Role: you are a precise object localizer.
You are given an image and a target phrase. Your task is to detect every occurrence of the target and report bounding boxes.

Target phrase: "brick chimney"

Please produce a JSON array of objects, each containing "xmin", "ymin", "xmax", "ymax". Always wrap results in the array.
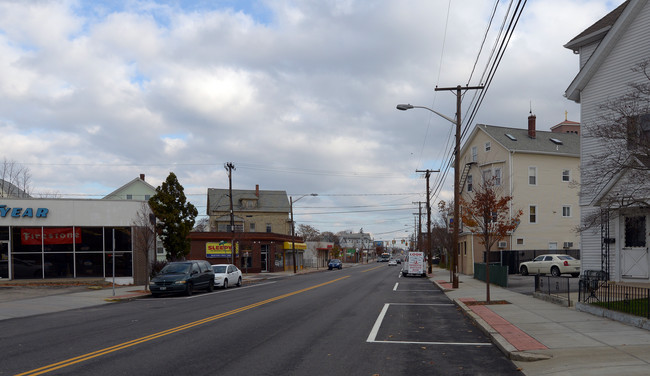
[
  {"xmin": 140, "ymin": 173, "xmax": 145, "ymax": 181},
  {"xmin": 255, "ymin": 184, "xmax": 259, "ymax": 197},
  {"xmin": 528, "ymin": 114, "xmax": 536, "ymax": 139}
]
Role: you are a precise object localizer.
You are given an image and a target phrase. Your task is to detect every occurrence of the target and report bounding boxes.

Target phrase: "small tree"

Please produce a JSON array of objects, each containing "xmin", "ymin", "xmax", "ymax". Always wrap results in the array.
[
  {"xmin": 149, "ymin": 172, "xmax": 198, "ymax": 261},
  {"xmin": 132, "ymin": 203, "xmax": 156, "ymax": 290},
  {"xmin": 461, "ymin": 177, "xmax": 522, "ymax": 303}
]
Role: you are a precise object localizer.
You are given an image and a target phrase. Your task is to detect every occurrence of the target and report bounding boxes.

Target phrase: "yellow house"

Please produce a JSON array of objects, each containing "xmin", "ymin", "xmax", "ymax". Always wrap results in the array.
[{"xmin": 456, "ymin": 115, "xmax": 580, "ymax": 275}]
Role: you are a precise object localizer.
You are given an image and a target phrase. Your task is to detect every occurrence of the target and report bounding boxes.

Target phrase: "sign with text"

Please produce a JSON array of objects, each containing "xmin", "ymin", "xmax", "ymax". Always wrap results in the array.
[
  {"xmin": 206, "ymin": 242, "xmax": 238, "ymax": 258},
  {"xmin": 21, "ymin": 228, "xmax": 81, "ymax": 245}
]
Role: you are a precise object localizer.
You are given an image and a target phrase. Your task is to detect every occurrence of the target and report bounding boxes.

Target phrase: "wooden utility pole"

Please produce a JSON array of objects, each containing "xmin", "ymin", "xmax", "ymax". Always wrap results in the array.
[
  {"xmin": 434, "ymin": 85, "xmax": 483, "ymax": 288},
  {"xmin": 224, "ymin": 162, "xmax": 236, "ymax": 266},
  {"xmin": 416, "ymin": 169, "xmax": 438, "ymax": 274}
]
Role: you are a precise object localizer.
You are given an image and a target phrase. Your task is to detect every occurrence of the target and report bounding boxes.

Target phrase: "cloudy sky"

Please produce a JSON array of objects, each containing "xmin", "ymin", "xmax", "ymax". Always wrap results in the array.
[{"xmin": 0, "ymin": 0, "xmax": 620, "ymax": 243}]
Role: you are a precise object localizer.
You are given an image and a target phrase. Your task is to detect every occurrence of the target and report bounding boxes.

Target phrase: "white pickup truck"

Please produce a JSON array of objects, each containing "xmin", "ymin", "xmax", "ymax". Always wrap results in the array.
[{"xmin": 402, "ymin": 251, "xmax": 426, "ymax": 277}]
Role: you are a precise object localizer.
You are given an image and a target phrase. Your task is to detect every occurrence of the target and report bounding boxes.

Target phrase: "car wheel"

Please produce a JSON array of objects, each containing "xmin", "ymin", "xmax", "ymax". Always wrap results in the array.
[
  {"xmin": 185, "ymin": 282, "xmax": 193, "ymax": 296},
  {"xmin": 206, "ymin": 280, "xmax": 214, "ymax": 292},
  {"xmin": 236, "ymin": 277, "xmax": 242, "ymax": 287},
  {"xmin": 152, "ymin": 293, "xmax": 161, "ymax": 298},
  {"xmin": 571, "ymin": 273, "xmax": 580, "ymax": 278},
  {"xmin": 551, "ymin": 266, "xmax": 561, "ymax": 277},
  {"xmin": 223, "ymin": 279, "xmax": 228, "ymax": 289},
  {"xmin": 520, "ymin": 266, "xmax": 529, "ymax": 276}
]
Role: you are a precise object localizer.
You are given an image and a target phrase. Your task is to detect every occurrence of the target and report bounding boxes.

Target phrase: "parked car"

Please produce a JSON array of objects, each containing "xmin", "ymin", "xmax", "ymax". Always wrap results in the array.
[
  {"xmin": 388, "ymin": 259, "xmax": 398, "ymax": 266},
  {"xmin": 150, "ymin": 260, "xmax": 215, "ymax": 297},
  {"xmin": 211, "ymin": 264, "xmax": 242, "ymax": 289},
  {"xmin": 519, "ymin": 254, "xmax": 580, "ymax": 277},
  {"xmin": 328, "ymin": 259, "xmax": 342, "ymax": 270}
]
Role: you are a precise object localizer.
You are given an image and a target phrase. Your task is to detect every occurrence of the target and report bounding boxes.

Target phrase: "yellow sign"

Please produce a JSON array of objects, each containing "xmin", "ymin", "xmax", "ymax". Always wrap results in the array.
[
  {"xmin": 283, "ymin": 241, "xmax": 307, "ymax": 250},
  {"xmin": 206, "ymin": 242, "xmax": 238, "ymax": 258}
]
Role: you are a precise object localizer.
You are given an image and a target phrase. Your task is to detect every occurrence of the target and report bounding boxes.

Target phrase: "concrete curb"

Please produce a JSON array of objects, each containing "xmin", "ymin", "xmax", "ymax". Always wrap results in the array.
[{"xmin": 432, "ymin": 279, "xmax": 551, "ymax": 362}]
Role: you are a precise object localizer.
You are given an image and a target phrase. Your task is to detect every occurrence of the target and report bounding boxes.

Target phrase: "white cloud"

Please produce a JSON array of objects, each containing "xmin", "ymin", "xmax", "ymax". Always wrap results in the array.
[{"xmin": 0, "ymin": 0, "xmax": 624, "ymax": 239}]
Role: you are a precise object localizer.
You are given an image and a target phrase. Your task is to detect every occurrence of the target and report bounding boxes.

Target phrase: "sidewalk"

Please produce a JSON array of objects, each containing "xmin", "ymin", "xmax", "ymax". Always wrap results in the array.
[
  {"xmin": 0, "ymin": 268, "xmax": 323, "ymax": 321},
  {"xmin": 431, "ymin": 266, "xmax": 650, "ymax": 376}
]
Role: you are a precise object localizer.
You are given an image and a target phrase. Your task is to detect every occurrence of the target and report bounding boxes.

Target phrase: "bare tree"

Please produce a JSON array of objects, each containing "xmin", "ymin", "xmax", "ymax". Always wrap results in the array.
[
  {"xmin": 297, "ymin": 224, "xmax": 320, "ymax": 241},
  {"xmin": 193, "ymin": 217, "xmax": 210, "ymax": 232},
  {"xmin": 432, "ymin": 200, "xmax": 454, "ymax": 267},
  {"xmin": 132, "ymin": 203, "xmax": 156, "ymax": 290},
  {"xmin": 581, "ymin": 58, "xmax": 650, "ymax": 230},
  {"xmin": 0, "ymin": 158, "xmax": 32, "ymax": 198}
]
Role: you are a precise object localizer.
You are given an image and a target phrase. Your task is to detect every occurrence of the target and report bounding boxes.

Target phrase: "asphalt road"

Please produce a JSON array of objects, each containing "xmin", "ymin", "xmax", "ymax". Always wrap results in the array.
[{"xmin": 0, "ymin": 264, "xmax": 521, "ymax": 376}]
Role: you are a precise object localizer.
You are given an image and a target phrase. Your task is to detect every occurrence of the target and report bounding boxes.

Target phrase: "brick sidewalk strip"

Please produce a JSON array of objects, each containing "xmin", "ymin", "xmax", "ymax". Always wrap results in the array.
[{"xmin": 460, "ymin": 298, "xmax": 547, "ymax": 351}]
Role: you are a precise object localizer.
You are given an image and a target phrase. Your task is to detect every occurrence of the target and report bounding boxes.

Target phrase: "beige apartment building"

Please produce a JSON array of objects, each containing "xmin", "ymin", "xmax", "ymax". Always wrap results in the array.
[
  {"xmin": 207, "ymin": 185, "xmax": 291, "ymax": 235},
  {"xmin": 456, "ymin": 115, "xmax": 580, "ymax": 275}
]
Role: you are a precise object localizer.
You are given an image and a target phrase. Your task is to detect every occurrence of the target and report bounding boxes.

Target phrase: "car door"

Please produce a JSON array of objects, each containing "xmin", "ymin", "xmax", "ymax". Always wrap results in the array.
[
  {"xmin": 540, "ymin": 256, "xmax": 554, "ymax": 274},
  {"xmin": 529, "ymin": 256, "xmax": 544, "ymax": 274},
  {"xmin": 227, "ymin": 265, "xmax": 236, "ymax": 284}
]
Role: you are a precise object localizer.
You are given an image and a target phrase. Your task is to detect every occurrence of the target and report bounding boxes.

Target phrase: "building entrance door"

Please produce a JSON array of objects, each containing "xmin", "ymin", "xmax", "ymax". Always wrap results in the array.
[
  {"xmin": 261, "ymin": 245, "xmax": 268, "ymax": 272},
  {"xmin": 1, "ymin": 241, "xmax": 8, "ymax": 279}
]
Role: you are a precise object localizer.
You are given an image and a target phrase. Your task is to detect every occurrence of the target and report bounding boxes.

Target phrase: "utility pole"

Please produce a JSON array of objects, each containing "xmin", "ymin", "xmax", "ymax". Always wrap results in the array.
[
  {"xmin": 412, "ymin": 201, "xmax": 424, "ymax": 253},
  {"xmin": 416, "ymin": 169, "xmax": 438, "ymax": 274},
  {"xmin": 224, "ymin": 162, "xmax": 236, "ymax": 266},
  {"xmin": 435, "ymin": 85, "xmax": 484, "ymax": 288}
]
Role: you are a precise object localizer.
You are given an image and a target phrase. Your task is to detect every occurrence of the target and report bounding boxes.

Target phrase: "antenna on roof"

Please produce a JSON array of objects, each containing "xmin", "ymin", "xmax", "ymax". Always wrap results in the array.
[
  {"xmin": 529, "ymin": 101, "xmax": 533, "ymax": 115},
  {"xmin": 565, "ymin": 110, "xmax": 568, "ymax": 121}
]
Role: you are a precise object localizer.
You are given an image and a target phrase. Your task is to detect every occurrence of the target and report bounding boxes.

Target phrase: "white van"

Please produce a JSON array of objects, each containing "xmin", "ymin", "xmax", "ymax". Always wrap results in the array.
[{"xmin": 402, "ymin": 251, "xmax": 426, "ymax": 277}]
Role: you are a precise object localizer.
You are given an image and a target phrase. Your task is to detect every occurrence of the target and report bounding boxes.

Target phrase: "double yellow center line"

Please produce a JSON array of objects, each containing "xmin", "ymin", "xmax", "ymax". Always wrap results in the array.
[{"xmin": 16, "ymin": 275, "xmax": 349, "ymax": 376}]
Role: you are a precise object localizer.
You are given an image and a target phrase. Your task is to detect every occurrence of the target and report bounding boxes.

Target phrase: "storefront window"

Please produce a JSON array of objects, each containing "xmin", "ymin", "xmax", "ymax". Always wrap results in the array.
[
  {"xmin": 12, "ymin": 254, "xmax": 43, "ymax": 279},
  {"xmin": 12, "ymin": 227, "xmax": 43, "ymax": 252},
  {"xmin": 76, "ymin": 253, "xmax": 104, "ymax": 277},
  {"xmin": 0, "ymin": 226, "xmax": 8, "ymax": 241},
  {"xmin": 105, "ymin": 252, "xmax": 132, "ymax": 277},
  {"xmin": 78, "ymin": 227, "xmax": 105, "ymax": 252},
  {"xmin": 44, "ymin": 253, "xmax": 74, "ymax": 278}
]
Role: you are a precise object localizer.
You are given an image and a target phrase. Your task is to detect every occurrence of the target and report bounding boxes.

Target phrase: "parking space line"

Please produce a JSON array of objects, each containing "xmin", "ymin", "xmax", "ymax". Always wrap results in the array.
[
  {"xmin": 393, "ymin": 283, "xmax": 398, "ymax": 291},
  {"xmin": 366, "ymin": 303, "xmax": 490, "ymax": 346}
]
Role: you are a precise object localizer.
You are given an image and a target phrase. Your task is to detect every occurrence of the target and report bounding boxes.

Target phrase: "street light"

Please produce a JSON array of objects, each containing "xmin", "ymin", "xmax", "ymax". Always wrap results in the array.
[
  {"xmin": 290, "ymin": 193, "xmax": 318, "ymax": 273},
  {"xmin": 397, "ymin": 101, "xmax": 461, "ymax": 288}
]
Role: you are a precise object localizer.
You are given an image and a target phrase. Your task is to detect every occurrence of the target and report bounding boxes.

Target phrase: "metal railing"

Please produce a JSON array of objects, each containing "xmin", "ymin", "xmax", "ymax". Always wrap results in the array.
[
  {"xmin": 579, "ymin": 279, "xmax": 650, "ymax": 319},
  {"xmin": 535, "ymin": 275, "xmax": 573, "ymax": 305}
]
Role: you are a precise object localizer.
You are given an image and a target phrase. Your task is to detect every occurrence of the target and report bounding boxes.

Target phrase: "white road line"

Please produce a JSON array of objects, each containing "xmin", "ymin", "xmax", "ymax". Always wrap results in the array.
[
  {"xmin": 369, "ymin": 340, "xmax": 492, "ymax": 346},
  {"xmin": 366, "ymin": 303, "xmax": 389, "ymax": 342},
  {"xmin": 366, "ymin": 303, "xmax": 489, "ymax": 346},
  {"xmin": 393, "ymin": 283, "xmax": 399, "ymax": 291}
]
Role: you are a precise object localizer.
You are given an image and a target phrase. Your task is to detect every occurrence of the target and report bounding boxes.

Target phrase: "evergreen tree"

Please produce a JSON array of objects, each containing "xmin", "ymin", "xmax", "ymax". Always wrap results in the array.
[{"xmin": 149, "ymin": 172, "xmax": 198, "ymax": 261}]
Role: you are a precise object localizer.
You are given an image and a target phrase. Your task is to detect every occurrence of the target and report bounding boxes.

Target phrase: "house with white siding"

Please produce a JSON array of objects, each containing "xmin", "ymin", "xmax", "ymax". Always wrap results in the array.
[
  {"xmin": 457, "ymin": 116, "xmax": 580, "ymax": 275},
  {"xmin": 565, "ymin": 0, "xmax": 650, "ymax": 282}
]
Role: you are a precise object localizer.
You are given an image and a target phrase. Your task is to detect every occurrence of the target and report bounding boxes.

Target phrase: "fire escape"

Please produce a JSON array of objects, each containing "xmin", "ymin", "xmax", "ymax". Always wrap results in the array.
[{"xmin": 459, "ymin": 162, "xmax": 476, "ymax": 192}]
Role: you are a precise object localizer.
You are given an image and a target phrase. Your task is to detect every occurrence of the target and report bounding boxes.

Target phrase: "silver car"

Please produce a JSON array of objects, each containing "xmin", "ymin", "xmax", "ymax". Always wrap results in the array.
[{"xmin": 211, "ymin": 264, "xmax": 242, "ymax": 288}]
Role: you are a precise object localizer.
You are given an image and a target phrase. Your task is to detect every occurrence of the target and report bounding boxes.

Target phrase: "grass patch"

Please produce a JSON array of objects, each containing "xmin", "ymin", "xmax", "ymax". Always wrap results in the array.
[{"xmin": 593, "ymin": 298, "xmax": 650, "ymax": 318}]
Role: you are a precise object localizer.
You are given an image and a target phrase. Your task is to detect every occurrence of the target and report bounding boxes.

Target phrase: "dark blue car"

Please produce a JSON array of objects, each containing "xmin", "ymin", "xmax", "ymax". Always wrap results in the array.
[{"xmin": 328, "ymin": 259, "xmax": 342, "ymax": 270}]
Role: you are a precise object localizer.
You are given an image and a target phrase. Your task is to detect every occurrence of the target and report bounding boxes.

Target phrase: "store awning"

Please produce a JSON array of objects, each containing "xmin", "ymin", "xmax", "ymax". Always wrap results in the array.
[{"xmin": 283, "ymin": 241, "xmax": 307, "ymax": 250}]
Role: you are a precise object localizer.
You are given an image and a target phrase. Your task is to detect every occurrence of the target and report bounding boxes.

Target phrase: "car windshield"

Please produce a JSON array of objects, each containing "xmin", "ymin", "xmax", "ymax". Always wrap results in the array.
[
  {"xmin": 330, "ymin": 259, "xmax": 340, "ymax": 263},
  {"xmin": 160, "ymin": 263, "xmax": 191, "ymax": 274},
  {"xmin": 558, "ymin": 256, "xmax": 576, "ymax": 260},
  {"xmin": 212, "ymin": 265, "xmax": 227, "ymax": 273}
]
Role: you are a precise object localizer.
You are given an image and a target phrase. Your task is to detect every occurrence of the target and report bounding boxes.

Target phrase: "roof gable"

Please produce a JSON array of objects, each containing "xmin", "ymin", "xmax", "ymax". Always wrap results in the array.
[
  {"xmin": 565, "ymin": 0, "xmax": 646, "ymax": 102},
  {"xmin": 103, "ymin": 176, "xmax": 157, "ymax": 200}
]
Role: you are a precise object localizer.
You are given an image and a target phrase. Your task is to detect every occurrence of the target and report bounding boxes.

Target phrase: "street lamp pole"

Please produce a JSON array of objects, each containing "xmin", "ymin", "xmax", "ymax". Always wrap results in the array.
[
  {"xmin": 397, "ymin": 84, "xmax": 483, "ymax": 289},
  {"xmin": 290, "ymin": 193, "xmax": 318, "ymax": 273}
]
